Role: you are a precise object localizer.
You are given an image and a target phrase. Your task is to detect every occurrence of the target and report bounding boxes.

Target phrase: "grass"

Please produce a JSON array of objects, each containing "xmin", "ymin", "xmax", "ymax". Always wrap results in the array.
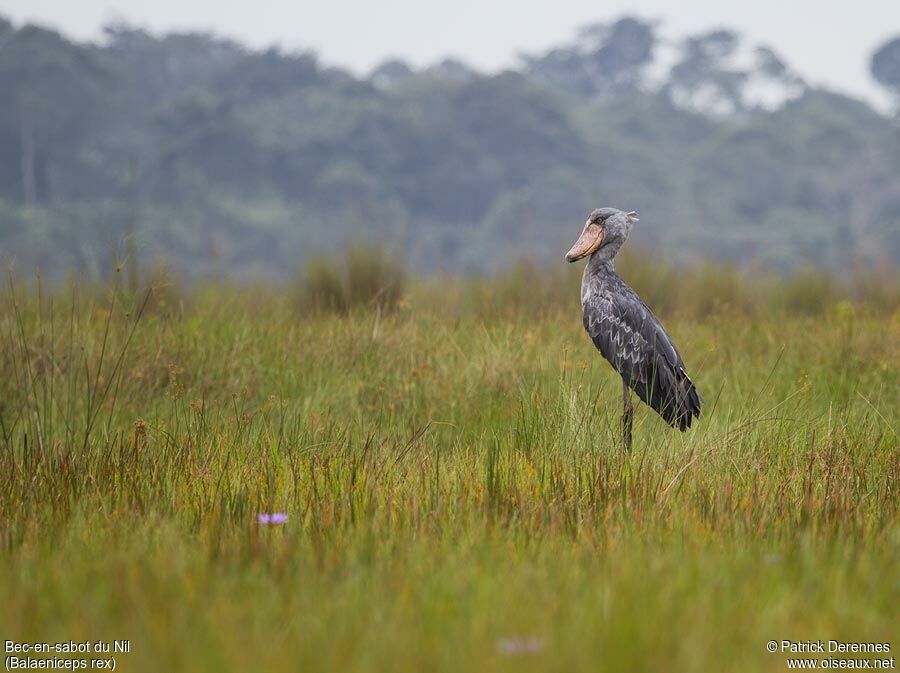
[{"xmin": 1, "ymin": 264, "xmax": 898, "ymax": 673}]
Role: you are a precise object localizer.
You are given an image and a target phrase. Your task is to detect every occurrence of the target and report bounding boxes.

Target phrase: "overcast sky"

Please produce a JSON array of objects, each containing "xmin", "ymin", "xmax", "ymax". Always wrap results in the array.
[{"xmin": 3, "ymin": 0, "xmax": 898, "ymax": 104}]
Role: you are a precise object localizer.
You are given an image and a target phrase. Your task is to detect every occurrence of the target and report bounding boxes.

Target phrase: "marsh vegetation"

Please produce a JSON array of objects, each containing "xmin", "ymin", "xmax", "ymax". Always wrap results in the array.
[{"xmin": 1, "ymin": 257, "xmax": 896, "ymax": 671}]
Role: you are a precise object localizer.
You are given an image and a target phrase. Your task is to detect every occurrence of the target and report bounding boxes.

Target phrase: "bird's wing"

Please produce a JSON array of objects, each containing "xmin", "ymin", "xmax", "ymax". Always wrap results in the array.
[
  {"xmin": 584, "ymin": 288, "xmax": 702, "ymax": 430},
  {"xmin": 584, "ymin": 288, "xmax": 676, "ymax": 380}
]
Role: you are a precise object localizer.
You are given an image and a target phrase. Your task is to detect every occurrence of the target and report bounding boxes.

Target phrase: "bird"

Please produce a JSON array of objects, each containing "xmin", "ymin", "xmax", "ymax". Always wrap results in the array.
[{"xmin": 565, "ymin": 207, "xmax": 703, "ymax": 451}]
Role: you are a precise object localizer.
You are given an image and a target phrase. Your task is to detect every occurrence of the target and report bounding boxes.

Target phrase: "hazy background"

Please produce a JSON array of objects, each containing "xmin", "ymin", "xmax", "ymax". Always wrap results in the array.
[
  {"xmin": 1, "ymin": 1, "xmax": 899, "ymax": 279},
  {"xmin": 5, "ymin": 0, "xmax": 898, "ymax": 104}
]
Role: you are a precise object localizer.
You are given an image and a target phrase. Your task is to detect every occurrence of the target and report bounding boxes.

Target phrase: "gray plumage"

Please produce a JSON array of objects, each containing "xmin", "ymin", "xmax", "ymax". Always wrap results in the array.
[{"xmin": 567, "ymin": 208, "xmax": 703, "ymax": 438}]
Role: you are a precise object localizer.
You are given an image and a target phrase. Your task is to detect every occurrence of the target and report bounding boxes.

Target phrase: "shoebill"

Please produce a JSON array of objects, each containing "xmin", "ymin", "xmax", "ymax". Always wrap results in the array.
[{"xmin": 565, "ymin": 208, "xmax": 703, "ymax": 451}]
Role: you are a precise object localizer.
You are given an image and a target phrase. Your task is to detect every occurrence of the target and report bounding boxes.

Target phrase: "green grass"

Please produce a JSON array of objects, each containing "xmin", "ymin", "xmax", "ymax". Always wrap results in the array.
[{"xmin": 1, "ymin": 270, "xmax": 897, "ymax": 672}]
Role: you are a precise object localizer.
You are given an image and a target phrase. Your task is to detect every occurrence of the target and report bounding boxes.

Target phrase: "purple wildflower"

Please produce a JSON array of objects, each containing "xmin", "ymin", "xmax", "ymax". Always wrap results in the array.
[
  {"xmin": 257, "ymin": 512, "xmax": 288, "ymax": 525},
  {"xmin": 496, "ymin": 636, "xmax": 544, "ymax": 656}
]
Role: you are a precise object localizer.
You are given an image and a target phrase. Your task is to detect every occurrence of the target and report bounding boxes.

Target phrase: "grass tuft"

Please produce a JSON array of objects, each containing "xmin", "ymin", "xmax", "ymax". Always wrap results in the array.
[{"xmin": 295, "ymin": 244, "xmax": 407, "ymax": 315}]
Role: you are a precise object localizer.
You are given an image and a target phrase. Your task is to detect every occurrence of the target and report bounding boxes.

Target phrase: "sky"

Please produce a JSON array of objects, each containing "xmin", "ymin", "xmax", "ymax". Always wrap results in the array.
[{"xmin": 2, "ymin": 0, "xmax": 898, "ymax": 105}]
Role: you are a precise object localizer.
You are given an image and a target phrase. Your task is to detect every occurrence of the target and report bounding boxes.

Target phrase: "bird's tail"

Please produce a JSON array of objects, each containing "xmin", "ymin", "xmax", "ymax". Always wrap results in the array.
[{"xmin": 670, "ymin": 368, "xmax": 703, "ymax": 431}]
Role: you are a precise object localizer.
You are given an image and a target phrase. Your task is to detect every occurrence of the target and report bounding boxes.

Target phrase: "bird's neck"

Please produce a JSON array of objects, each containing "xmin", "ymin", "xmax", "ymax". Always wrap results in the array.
[
  {"xmin": 582, "ymin": 255, "xmax": 617, "ymax": 304},
  {"xmin": 588, "ymin": 237, "xmax": 624, "ymax": 269},
  {"xmin": 586, "ymin": 253, "xmax": 617, "ymax": 277}
]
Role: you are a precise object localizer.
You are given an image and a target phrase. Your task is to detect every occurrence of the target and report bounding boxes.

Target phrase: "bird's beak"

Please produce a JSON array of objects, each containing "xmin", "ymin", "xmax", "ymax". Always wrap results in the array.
[{"xmin": 565, "ymin": 220, "xmax": 604, "ymax": 262}]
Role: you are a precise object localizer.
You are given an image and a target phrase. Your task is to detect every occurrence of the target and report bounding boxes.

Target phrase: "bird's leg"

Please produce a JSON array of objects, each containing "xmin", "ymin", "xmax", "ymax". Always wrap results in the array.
[{"xmin": 622, "ymin": 379, "xmax": 633, "ymax": 453}]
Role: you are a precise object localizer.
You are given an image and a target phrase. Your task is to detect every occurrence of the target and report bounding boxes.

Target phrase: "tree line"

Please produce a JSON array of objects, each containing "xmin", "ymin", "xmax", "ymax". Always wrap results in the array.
[{"xmin": 0, "ymin": 16, "xmax": 898, "ymax": 278}]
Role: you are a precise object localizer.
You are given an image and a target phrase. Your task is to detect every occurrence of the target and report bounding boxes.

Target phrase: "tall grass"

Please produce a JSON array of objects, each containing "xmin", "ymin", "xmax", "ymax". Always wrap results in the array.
[{"xmin": 0, "ymin": 263, "xmax": 897, "ymax": 672}]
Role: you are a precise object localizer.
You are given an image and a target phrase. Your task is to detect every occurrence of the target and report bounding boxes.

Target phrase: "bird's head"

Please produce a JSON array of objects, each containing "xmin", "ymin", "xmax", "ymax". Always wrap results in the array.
[{"xmin": 565, "ymin": 207, "xmax": 639, "ymax": 263}]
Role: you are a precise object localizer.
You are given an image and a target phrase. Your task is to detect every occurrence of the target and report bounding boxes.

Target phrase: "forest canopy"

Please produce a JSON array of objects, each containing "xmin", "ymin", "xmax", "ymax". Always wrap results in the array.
[{"xmin": 0, "ymin": 15, "xmax": 898, "ymax": 279}]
